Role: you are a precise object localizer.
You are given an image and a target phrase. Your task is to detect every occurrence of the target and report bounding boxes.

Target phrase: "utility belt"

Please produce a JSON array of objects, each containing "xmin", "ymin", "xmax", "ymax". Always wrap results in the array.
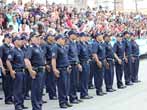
[
  {"xmin": 58, "ymin": 66, "xmax": 72, "ymax": 71},
  {"xmin": 33, "ymin": 66, "xmax": 45, "ymax": 72},
  {"xmin": 80, "ymin": 59, "xmax": 90, "ymax": 64},
  {"xmin": 70, "ymin": 61, "xmax": 79, "ymax": 66},
  {"xmin": 106, "ymin": 58, "xmax": 114, "ymax": 62},
  {"xmin": 132, "ymin": 55, "xmax": 139, "ymax": 58},
  {"xmin": 99, "ymin": 58, "xmax": 105, "ymax": 61},
  {"xmin": 14, "ymin": 68, "xmax": 25, "ymax": 73},
  {"xmin": 125, "ymin": 55, "xmax": 132, "ymax": 58},
  {"xmin": 118, "ymin": 56, "xmax": 124, "ymax": 60}
]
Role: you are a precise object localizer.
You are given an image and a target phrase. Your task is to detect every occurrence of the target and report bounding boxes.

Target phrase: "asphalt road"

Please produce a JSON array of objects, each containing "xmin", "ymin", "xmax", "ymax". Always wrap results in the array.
[{"xmin": 0, "ymin": 59, "xmax": 147, "ymax": 110}]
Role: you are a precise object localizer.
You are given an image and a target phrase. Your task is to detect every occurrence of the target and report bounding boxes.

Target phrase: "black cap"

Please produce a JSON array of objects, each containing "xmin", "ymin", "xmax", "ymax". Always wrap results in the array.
[
  {"xmin": 21, "ymin": 34, "xmax": 27, "ymax": 40},
  {"xmin": 130, "ymin": 32, "xmax": 135, "ymax": 36},
  {"xmin": 94, "ymin": 33, "xmax": 101, "ymax": 38},
  {"xmin": 79, "ymin": 32, "xmax": 87, "ymax": 37},
  {"xmin": 4, "ymin": 33, "xmax": 12, "ymax": 39},
  {"xmin": 12, "ymin": 36, "xmax": 21, "ymax": 43},
  {"xmin": 68, "ymin": 30, "xmax": 77, "ymax": 36},
  {"xmin": 55, "ymin": 34, "xmax": 65, "ymax": 41},
  {"xmin": 123, "ymin": 31, "xmax": 129, "ymax": 36},
  {"xmin": 103, "ymin": 33, "xmax": 110, "ymax": 39},
  {"xmin": 116, "ymin": 33, "xmax": 123, "ymax": 38},
  {"xmin": 29, "ymin": 32, "xmax": 39, "ymax": 40}
]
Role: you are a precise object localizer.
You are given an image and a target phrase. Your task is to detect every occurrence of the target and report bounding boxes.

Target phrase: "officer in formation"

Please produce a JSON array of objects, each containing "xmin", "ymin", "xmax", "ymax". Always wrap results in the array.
[
  {"xmin": 113, "ymin": 33, "xmax": 127, "ymax": 89},
  {"xmin": 67, "ymin": 31, "xmax": 83, "ymax": 104},
  {"xmin": 51, "ymin": 34, "xmax": 72, "ymax": 108},
  {"xmin": 130, "ymin": 33, "xmax": 140, "ymax": 83},
  {"xmin": 24, "ymin": 33, "xmax": 46, "ymax": 110},
  {"xmin": 92, "ymin": 33, "xmax": 107, "ymax": 96},
  {"xmin": 123, "ymin": 31, "xmax": 134, "ymax": 86},
  {"xmin": 77, "ymin": 32, "xmax": 93, "ymax": 99},
  {"xmin": 6, "ymin": 36, "xmax": 28, "ymax": 110},
  {"xmin": 44, "ymin": 34, "xmax": 57, "ymax": 100},
  {"xmin": 0, "ymin": 34, "xmax": 13, "ymax": 104},
  {"xmin": 0, "ymin": 30, "xmax": 141, "ymax": 110},
  {"xmin": 21, "ymin": 34, "xmax": 31, "ymax": 100},
  {"xmin": 103, "ymin": 33, "xmax": 116, "ymax": 92}
]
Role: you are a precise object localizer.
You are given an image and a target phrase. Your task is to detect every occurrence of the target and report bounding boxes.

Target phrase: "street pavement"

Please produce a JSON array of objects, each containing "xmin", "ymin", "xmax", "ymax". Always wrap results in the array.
[{"xmin": 0, "ymin": 59, "xmax": 147, "ymax": 110}]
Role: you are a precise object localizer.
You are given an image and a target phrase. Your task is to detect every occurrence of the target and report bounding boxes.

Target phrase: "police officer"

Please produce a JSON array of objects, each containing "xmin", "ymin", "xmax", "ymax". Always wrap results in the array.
[
  {"xmin": 21, "ymin": 34, "xmax": 31, "ymax": 100},
  {"xmin": 113, "ymin": 33, "xmax": 126, "ymax": 89},
  {"xmin": 67, "ymin": 30, "xmax": 83, "ymax": 104},
  {"xmin": 130, "ymin": 33, "xmax": 141, "ymax": 83},
  {"xmin": 24, "ymin": 34, "xmax": 46, "ymax": 110},
  {"xmin": 86, "ymin": 34, "xmax": 95, "ymax": 89},
  {"xmin": 123, "ymin": 31, "xmax": 133, "ymax": 86},
  {"xmin": 78, "ymin": 32, "xmax": 93, "ymax": 99},
  {"xmin": 103, "ymin": 33, "xmax": 116, "ymax": 92},
  {"xmin": 0, "ymin": 33, "xmax": 13, "ymax": 104},
  {"xmin": 6, "ymin": 36, "xmax": 28, "ymax": 110},
  {"xmin": 52, "ymin": 34, "xmax": 72, "ymax": 109},
  {"xmin": 92, "ymin": 33, "xmax": 107, "ymax": 96},
  {"xmin": 44, "ymin": 34, "xmax": 57, "ymax": 100}
]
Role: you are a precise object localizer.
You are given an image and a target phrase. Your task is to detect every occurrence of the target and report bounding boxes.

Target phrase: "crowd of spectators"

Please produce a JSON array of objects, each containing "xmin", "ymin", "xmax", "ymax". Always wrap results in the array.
[{"xmin": 0, "ymin": 1, "xmax": 147, "ymax": 40}]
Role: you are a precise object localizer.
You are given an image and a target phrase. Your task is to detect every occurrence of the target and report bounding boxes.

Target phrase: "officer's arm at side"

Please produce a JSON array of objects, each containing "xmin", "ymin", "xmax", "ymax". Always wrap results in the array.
[
  {"xmin": 6, "ymin": 55, "xmax": 15, "ymax": 79},
  {"xmin": 51, "ymin": 47, "xmax": 60, "ymax": 78},
  {"xmin": 24, "ymin": 58, "xmax": 33, "ymax": 74}
]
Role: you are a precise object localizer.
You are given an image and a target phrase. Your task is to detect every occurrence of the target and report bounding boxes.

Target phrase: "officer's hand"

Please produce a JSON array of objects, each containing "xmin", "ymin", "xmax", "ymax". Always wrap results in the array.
[
  {"xmin": 2, "ymin": 67, "xmax": 6, "ymax": 76},
  {"xmin": 53, "ymin": 69, "xmax": 60, "ymax": 78},
  {"xmin": 132, "ymin": 57, "xmax": 135, "ymax": 63},
  {"xmin": 10, "ymin": 70, "xmax": 16, "ymax": 79},
  {"xmin": 118, "ymin": 59, "xmax": 122, "ymax": 65},
  {"xmin": 30, "ymin": 70, "xmax": 37, "ymax": 79},
  {"xmin": 46, "ymin": 65, "xmax": 51, "ymax": 73},
  {"xmin": 67, "ymin": 66, "xmax": 72, "ymax": 74},
  {"xmin": 77, "ymin": 64, "xmax": 82, "ymax": 72},
  {"xmin": 106, "ymin": 63, "xmax": 109, "ymax": 69},
  {"xmin": 97, "ymin": 61, "xmax": 102, "ymax": 69},
  {"xmin": 125, "ymin": 58, "xmax": 128, "ymax": 63}
]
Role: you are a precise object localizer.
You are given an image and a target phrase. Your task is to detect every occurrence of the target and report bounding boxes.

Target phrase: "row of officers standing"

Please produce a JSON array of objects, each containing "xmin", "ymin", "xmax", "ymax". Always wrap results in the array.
[{"xmin": 0, "ymin": 30, "xmax": 140, "ymax": 110}]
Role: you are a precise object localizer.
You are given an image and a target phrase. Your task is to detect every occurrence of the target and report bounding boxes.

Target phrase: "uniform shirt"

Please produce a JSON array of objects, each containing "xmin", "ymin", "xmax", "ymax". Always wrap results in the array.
[
  {"xmin": 7, "ymin": 47, "xmax": 25, "ymax": 69},
  {"xmin": 52, "ymin": 44, "xmax": 69, "ymax": 68},
  {"xmin": 21, "ymin": 45, "xmax": 29, "ymax": 56},
  {"xmin": 113, "ymin": 41, "xmax": 125, "ymax": 59},
  {"xmin": 130, "ymin": 40, "xmax": 139, "ymax": 56},
  {"xmin": 25, "ymin": 44, "xmax": 45, "ymax": 67},
  {"xmin": 92, "ymin": 41, "xmax": 106, "ymax": 61},
  {"xmin": 78, "ymin": 41, "xmax": 90, "ymax": 61},
  {"xmin": 122, "ymin": 38, "xmax": 132, "ymax": 57},
  {"xmin": 45, "ymin": 43, "xmax": 55, "ymax": 64},
  {"xmin": 0, "ymin": 43, "xmax": 12, "ymax": 68},
  {"xmin": 68, "ymin": 40, "xmax": 79, "ymax": 64},
  {"xmin": 104, "ymin": 41, "xmax": 114, "ymax": 59},
  {"xmin": 86, "ymin": 40, "xmax": 93, "ymax": 59}
]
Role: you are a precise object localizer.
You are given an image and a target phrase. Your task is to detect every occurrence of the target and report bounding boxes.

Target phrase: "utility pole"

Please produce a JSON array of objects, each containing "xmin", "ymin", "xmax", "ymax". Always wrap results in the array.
[
  {"xmin": 135, "ymin": 0, "xmax": 138, "ymax": 13},
  {"xmin": 114, "ymin": 0, "xmax": 117, "ymax": 14}
]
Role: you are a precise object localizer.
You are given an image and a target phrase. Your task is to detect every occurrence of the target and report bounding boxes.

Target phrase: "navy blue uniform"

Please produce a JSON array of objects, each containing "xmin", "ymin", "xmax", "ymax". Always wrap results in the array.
[
  {"xmin": 130, "ymin": 40, "xmax": 140, "ymax": 82},
  {"xmin": 25, "ymin": 44, "xmax": 45, "ymax": 110},
  {"xmin": 104, "ymin": 41, "xmax": 115, "ymax": 90},
  {"xmin": 113, "ymin": 41, "xmax": 125, "ymax": 88},
  {"xmin": 92, "ymin": 41, "xmax": 105, "ymax": 94},
  {"xmin": 78, "ymin": 41, "xmax": 90, "ymax": 98},
  {"xmin": 68, "ymin": 40, "xmax": 79, "ymax": 102},
  {"xmin": 0, "ymin": 43, "xmax": 13, "ymax": 103},
  {"xmin": 45, "ymin": 43, "xmax": 57, "ymax": 99},
  {"xmin": 87, "ymin": 40, "xmax": 95, "ymax": 89},
  {"xmin": 7, "ymin": 47, "xmax": 25, "ymax": 110},
  {"xmin": 52, "ymin": 44, "xmax": 70, "ymax": 107},
  {"xmin": 22, "ymin": 45, "xmax": 32, "ymax": 99},
  {"xmin": 123, "ymin": 38, "xmax": 132, "ymax": 84}
]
